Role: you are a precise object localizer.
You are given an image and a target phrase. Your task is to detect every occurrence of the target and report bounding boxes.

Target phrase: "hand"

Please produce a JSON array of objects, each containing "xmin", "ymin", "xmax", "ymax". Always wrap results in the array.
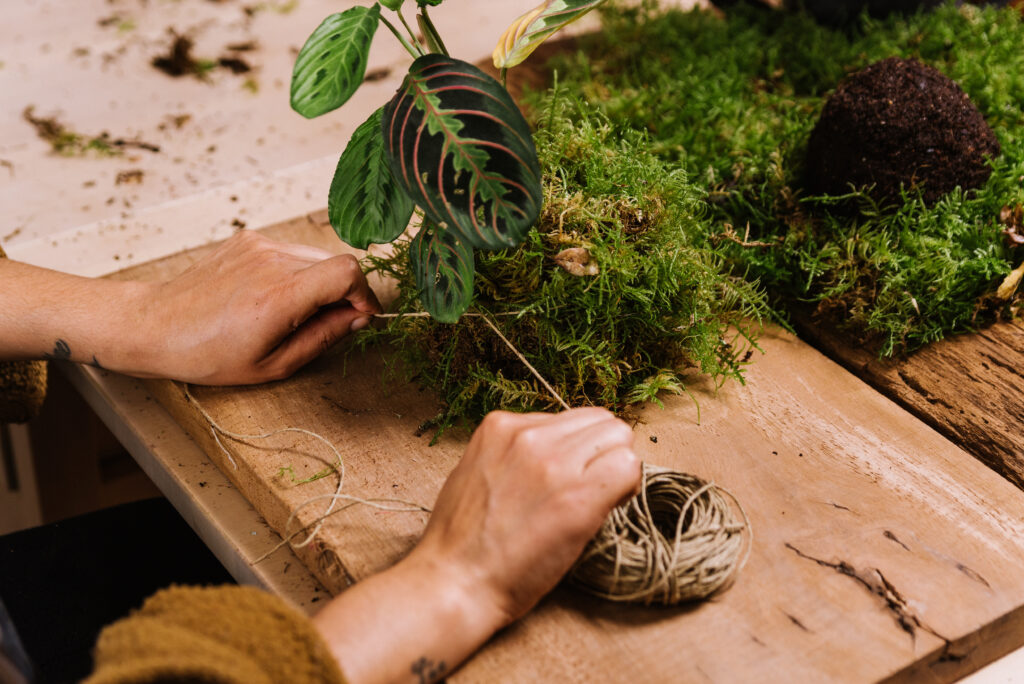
[
  {"xmin": 412, "ymin": 407, "xmax": 641, "ymax": 623},
  {"xmin": 312, "ymin": 408, "xmax": 640, "ymax": 684},
  {"xmin": 137, "ymin": 231, "xmax": 381, "ymax": 384},
  {"xmin": 1, "ymin": 231, "xmax": 379, "ymax": 385}
]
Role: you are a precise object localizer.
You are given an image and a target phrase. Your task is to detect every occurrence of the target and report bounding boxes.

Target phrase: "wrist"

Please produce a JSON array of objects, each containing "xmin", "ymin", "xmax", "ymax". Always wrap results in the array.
[
  {"xmin": 310, "ymin": 548, "xmax": 510, "ymax": 684},
  {"xmin": 400, "ymin": 546, "xmax": 512, "ymax": 638},
  {"xmin": 99, "ymin": 279, "xmax": 163, "ymax": 376},
  {"xmin": 51, "ymin": 277, "xmax": 160, "ymax": 377}
]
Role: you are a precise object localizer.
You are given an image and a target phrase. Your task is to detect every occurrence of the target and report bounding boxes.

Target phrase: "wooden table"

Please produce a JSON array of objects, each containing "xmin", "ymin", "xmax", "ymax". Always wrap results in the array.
[
  {"xmin": 5, "ymin": 0, "xmax": 1023, "ymax": 680},
  {"xmin": 64, "ymin": 213, "xmax": 1023, "ymax": 683}
]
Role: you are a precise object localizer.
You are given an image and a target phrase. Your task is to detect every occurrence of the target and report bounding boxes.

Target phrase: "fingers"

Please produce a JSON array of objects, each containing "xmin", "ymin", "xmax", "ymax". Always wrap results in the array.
[
  {"xmin": 260, "ymin": 305, "xmax": 372, "ymax": 381},
  {"xmin": 583, "ymin": 446, "xmax": 642, "ymax": 509},
  {"xmin": 560, "ymin": 414, "xmax": 635, "ymax": 469},
  {"xmin": 297, "ymin": 254, "xmax": 382, "ymax": 315},
  {"xmin": 268, "ymin": 242, "xmax": 337, "ymax": 263},
  {"xmin": 224, "ymin": 232, "xmax": 380, "ymax": 314},
  {"xmin": 467, "ymin": 407, "xmax": 609, "ymax": 463}
]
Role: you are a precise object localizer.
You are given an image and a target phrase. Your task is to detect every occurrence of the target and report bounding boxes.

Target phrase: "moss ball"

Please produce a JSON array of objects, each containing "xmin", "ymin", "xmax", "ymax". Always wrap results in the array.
[{"xmin": 804, "ymin": 57, "xmax": 1000, "ymax": 206}]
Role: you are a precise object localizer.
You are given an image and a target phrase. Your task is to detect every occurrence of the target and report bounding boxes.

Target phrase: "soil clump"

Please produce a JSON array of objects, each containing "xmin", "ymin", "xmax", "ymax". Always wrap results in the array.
[{"xmin": 804, "ymin": 57, "xmax": 1000, "ymax": 206}]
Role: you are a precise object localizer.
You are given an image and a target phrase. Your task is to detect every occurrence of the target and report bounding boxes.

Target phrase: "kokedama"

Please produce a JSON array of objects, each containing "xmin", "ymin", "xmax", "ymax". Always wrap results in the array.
[{"xmin": 290, "ymin": 1, "xmax": 770, "ymax": 433}]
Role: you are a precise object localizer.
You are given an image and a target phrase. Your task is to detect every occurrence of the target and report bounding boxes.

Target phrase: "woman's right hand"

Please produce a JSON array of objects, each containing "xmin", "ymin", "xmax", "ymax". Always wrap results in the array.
[
  {"xmin": 411, "ymin": 407, "xmax": 642, "ymax": 625},
  {"xmin": 312, "ymin": 408, "xmax": 640, "ymax": 684}
]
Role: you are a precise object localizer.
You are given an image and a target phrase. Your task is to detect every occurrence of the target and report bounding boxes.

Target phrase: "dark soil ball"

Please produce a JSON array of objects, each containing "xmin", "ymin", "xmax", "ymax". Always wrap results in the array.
[{"xmin": 804, "ymin": 57, "xmax": 1000, "ymax": 207}]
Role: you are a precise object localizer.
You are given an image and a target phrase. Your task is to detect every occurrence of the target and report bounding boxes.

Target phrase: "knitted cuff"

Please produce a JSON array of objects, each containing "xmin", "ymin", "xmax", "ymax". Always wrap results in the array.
[{"xmin": 84, "ymin": 585, "xmax": 347, "ymax": 684}]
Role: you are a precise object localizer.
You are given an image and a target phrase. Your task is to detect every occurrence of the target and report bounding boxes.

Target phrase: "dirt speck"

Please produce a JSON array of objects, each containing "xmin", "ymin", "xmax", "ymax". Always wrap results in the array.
[
  {"xmin": 152, "ymin": 33, "xmax": 205, "ymax": 78},
  {"xmin": 115, "ymin": 169, "xmax": 144, "ymax": 185}
]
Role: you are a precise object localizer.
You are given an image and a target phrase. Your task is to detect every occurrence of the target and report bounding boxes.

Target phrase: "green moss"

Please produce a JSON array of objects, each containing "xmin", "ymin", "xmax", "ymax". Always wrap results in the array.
[
  {"xmin": 538, "ymin": 0, "xmax": 1023, "ymax": 355},
  {"xmin": 360, "ymin": 93, "xmax": 770, "ymax": 436}
]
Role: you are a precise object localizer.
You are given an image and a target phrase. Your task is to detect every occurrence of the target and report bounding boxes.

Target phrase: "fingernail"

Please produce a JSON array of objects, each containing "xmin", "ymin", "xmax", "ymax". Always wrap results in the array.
[{"xmin": 351, "ymin": 316, "xmax": 371, "ymax": 332}]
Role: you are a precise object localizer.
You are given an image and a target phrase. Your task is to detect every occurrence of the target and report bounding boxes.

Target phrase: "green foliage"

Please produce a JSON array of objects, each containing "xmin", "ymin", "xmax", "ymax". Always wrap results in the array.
[
  {"xmin": 328, "ymin": 107, "xmax": 416, "ymax": 250},
  {"xmin": 292, "ymin": 4, "xmax": 543, "ymax": 321},
  {"xmin": 277, "ymin": 465, "xmax": 335, "ymax": 486},
  {"xmin": 359, "ymin": 95, "xmax": 770, "ymax": 435},
  {"xmin": 291, "ymin": 6, "xmax": 381, "ymax": 119},
  {"xmin": 539, "ymin": 0, "xmax": 1023, "ymax": 355},
  {"xmin": 494, "ymin": 0, "xmax": 610, "ymax": 70},
  {"xmin": 410, "ymin": 223, "xmax": 476, "ymax": 323}
]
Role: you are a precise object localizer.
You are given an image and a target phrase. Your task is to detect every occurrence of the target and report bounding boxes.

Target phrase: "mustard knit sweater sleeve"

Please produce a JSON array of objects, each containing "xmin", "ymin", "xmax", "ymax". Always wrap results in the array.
[
  {"xmin": 0, "ymin": 245, "xmax": 48, "ymax": 424},
  {"xmin": 84, "ymin": 586, "xmax": 347, "ymax": 684}
]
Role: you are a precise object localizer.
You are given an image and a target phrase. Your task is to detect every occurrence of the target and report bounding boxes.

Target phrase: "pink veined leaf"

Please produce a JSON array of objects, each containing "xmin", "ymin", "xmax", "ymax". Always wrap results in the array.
[
  {"xmin": 382, "ymin": 54, "xmax": 542, "ymax": 251},
  {"xmin": 410, "ymin": 223, "xmax": 476, "ymax": 323}
]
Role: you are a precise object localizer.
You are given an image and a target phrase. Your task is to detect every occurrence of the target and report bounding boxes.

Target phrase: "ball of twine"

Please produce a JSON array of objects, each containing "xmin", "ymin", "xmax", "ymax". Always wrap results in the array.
[{"xmin": 570, "ymin": 465, "xmax": 752, "ymax": 605}]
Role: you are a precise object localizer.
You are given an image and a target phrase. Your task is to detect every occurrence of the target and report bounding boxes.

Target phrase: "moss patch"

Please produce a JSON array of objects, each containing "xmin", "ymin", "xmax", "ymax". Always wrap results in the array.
[
  {"xmin": 360, "ymin": 96, "xmax": 771, "ymax": 436},
  {"xmin": 539, "ymin": 0, "xmax": 1023, "ymax": 355}
]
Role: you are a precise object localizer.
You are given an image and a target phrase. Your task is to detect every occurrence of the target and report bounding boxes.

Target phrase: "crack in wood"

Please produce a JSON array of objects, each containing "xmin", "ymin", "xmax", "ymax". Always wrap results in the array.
[
  {"xmin": 785, "ymin": 543, "xmax": 949, "ymax": 645},
  {"xmin": 884, "ymin": 530, "xmax": 911, "ymax": 552},
  {"xmin": 896, "ymin": 370, "xmax": 955, "ymax": 410},
  {"xmin": 983, "ymin": 352, "xmax": 1024, "ymax": 383},
  {"xmin": 783, "ymin": 610, "xmax": 812, "ymax": 632},
  {"xmin": 955, "ymin": 562, "xmax": 991, "ymax": 589}
]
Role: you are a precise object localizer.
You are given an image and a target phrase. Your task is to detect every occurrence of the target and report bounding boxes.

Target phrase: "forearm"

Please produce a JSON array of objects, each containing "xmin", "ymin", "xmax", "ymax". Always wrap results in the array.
[
  {"xmin": 312, "ymin": 550, "xmax": 507, "ymax": 684},
  {"xmin": 0, "ymin": 259, "xmax": 155, "ymax": 373}
]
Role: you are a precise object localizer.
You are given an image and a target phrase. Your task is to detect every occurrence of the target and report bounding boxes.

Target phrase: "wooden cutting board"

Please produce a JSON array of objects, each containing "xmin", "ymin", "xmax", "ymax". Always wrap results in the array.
[{"xmin": 114, "ymin": 213, "xmax": 1024, "ymax": 683}]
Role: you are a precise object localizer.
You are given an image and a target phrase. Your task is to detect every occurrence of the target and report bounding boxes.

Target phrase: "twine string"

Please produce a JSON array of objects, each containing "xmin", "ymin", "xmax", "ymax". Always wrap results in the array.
[
  {"xmin": 570, "ymin": 465, "xmax": 752, "ymax": 605},
  {"xmin": 183, "ymin": 384, "xmax": 426, "ymax": 555},
  {"xmin": 183, "ymin": 314, "xmax": 752, "ymax": 602},
  {"xmin": 374, "ymin": 310, "xmax": 570, "ymax": 411}
]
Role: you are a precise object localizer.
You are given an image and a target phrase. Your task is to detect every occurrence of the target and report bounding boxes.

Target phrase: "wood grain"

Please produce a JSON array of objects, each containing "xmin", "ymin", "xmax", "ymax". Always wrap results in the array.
[
  {"xmin": 795, "ymin": 315, "xmax": 1024, "ymax": 491},
  {"xmin": 116, "ymin": 216, "xmax": 1024, "ymax": 683}
]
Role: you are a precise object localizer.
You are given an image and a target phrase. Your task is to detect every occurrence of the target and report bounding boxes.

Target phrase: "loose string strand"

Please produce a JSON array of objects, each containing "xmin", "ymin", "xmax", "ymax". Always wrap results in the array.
[{"xmin": 183, "ymin": 313, "xmax": 752, "ymax": 604}]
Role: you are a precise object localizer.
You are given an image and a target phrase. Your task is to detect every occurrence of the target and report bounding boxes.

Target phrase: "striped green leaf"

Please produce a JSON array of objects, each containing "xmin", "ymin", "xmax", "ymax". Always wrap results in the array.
[
  {"xmin": 410, "ymin": 224, "xmax": 475, "ymax": 323},
  {"xmin": 329, "ymin": 107, "xmax": 416, "ymax": 250},
  {"xmin": 493, "ymin": 1, "xmax": 607, "ymax": 70},
  {"xmin": 291, "ymin": 5, "xmax": 380, "ymax": 119},
  {"xmin": 382, "ymin": 54, "xmax": 542, "ymax": 251}
]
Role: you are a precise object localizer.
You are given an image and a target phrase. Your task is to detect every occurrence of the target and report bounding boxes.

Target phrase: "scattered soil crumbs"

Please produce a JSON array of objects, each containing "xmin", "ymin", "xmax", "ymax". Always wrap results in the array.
[
  {"xmin": 152, "ymin": 32, "xmax": 254, "ymax": 80},
  {"xmin": 158, "ymin": 113, "xmax": 192, "ymax": 131},
  {"xmin": 115, "ymin": 169, "xmax": 144, "ymax": 185},
  {"xmin": 22, "ymin": 106, "xmax": 160, "ymax": 156},
  {"xmin": 805, "ymin": 57, "xmax": 1000, "ymax": 206}
]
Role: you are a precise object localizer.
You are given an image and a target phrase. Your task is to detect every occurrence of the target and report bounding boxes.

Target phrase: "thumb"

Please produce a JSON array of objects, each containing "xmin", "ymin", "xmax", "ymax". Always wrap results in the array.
[{"xmin": 262, "ymin": 306, "xmax": 373, "ymax": 380}]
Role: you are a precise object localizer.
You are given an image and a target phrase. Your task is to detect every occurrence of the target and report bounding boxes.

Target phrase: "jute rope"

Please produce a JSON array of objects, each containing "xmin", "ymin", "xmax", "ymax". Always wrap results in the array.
[
  {"xmin": 183, "ymin": 384, "xmax": 429, "ymax": 557},
  {"xmin": 183, "ymin": 312, "xmax": 753, "ymax": 602},
  {"xmin": 570, "ymin": 464, "xmax": 752, "ymax": 605}
]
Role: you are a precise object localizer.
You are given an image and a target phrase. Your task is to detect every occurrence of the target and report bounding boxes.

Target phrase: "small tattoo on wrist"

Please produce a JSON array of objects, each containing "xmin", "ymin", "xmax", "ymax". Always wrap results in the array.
[
  {"xmin": 43, "ymin": 339, "xmax": 71, "ymax": 361},
  {"xmin": 411, "ymin": 657, "xmax": 447, "ymax": 684}
]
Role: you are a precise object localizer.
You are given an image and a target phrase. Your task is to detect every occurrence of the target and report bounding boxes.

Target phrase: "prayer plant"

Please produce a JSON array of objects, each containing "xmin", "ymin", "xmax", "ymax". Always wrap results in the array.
[{"xmin": 291, "ymin": 0, "xmax": 609, "ymax": 322}]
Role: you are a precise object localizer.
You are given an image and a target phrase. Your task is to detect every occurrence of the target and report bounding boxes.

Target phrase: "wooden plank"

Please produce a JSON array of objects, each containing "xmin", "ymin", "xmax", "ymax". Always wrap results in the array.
[
  {"xmin": 112, "ymin": 215, "xmax": 1024, "ymax": 683},
  {"xmin": 794, "ymin": 316, "xmax": 1024, "ymax": 491},
  {"xmin": 60, "ymin": 364, "xmax": 328, "ymax": 614}
]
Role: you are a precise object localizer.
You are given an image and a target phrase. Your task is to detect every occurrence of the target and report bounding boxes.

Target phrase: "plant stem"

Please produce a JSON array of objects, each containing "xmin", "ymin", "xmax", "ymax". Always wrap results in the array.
[
  {"xmin": 419, "ymin": 6, "xmax": 450, "ymax": 57},
  {"xmin": 500, "ymin": 67, "xmax": 508, "ymax": 88},
  {"xmin": 396, "ymin": 8, "xmax": 425, "ymax": 53},
  {"xmin": 380, "ymin": 14, "xmax": 423, "ymax": 58}
]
